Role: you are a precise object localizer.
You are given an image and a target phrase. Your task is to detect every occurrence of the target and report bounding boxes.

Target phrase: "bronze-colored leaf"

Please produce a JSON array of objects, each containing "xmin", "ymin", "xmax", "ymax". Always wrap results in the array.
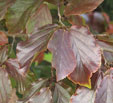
[
  {"xmin": 70, "ymin": 87, "xmax": 95, "ymax": 103},
  {"xmin": 0, "ymin": 67, "xmax": 12, "ymax": 103},
  {"xmin": 26, "ymin": 4, "xmax": 52, "ymax": 34},
  {"xmin": 53, "ymin": 83, "xmax": 71, "ymax": 103},
  {"xmin": 48, "ymin": 25, "xmax": 101, "ymax": 87},
  {"xmin": 95, "ymin": 68, "xmax": 113, "ymax": 103},
  {"xmin": 17, "ymin": 24, "xmax": 57, "ymax": 74},
  {"xmin": 5, "ymin": 0, "xmax": 43, "ymax": 34},
  {"xmin": 48, "ymin": 29, "xmax": 76, "ymax": 81},
  {"xmin": 0, "ymin": 46, "xmax": 8, "ymax": 65},
  {"xmin": 64, "ymin": 0, "xmax": 104, "ymax": 16},
  {"xmin": 5, "ymin": 59, "xmax": 28, "ymax": 94},
  {"xmin": 0, "ymin": 0, "xmax": 15, "ymax": 20},
  {"xmin": 68, "ymin": 26, "xmax": 101, "ymax": 88},
  {"xmin": 0, "ymin": 31, "xmax": 8, "ymax": 45},
  {"xmin": 27, "ymin": 88, "xmax": 52, "ymax": 103}
]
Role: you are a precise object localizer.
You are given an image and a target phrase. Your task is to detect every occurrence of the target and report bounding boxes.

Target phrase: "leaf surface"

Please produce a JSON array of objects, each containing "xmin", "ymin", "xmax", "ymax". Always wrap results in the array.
[
  {"xmin": 0, "ymin": 0, "xmax": 15, "ymax": 20},
  {"xmin": 48, "ymin": 25, "xmax": 101, "ymax": 87},
  {"xmin": 0, "ymin": 31, "xmax": 8, "ymax": 45},
  {"xmin": 17, "ymin": 24, "xmax": 57, "ymax": 73},
  {"xmin": 95, "ymin": 68, "xmax": 113, "ymax": 103},
  {"xmin": 0, "ymin": 67, "xmax": 12, "ymax": 103},
  {"xmin": 70, "ymin": 87, "xmax": 95, "ymax": 103},
  {"xmin": 64, "ymin": 0, "xmax": 104, "ymax": 16},
  {"xmin": 26, "ymin": 4, "xmax": 52, "ymax": 34},
  {"xmin": 5, "ymin": 0, "xmax": 43, "ymax": 34},
  {"xmin": 48, "ymin": 29, "xmax": 76, "ymax": 81},
  {"xmin": 53, "ymin": 83, "xmax": 71, "ymax": 103}
]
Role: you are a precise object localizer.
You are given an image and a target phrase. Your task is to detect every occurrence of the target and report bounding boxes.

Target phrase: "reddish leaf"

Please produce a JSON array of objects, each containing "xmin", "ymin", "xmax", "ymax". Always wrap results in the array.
[
  {"xmin": 53, "ymin": 83, "xmax": 71, "ymax": 103},
  {"xmin": 17, "ymin": 24, "xmax": 57, "ymax": 74},
  {"xmin": 69, "ymin": 26, "xmax": 101, "ymax": 88},
  {"xmin": 19, "ymin": 79, "xmax": 47, "ymax": 102},
  {"xmin": 5, "ymin": 59, "xmax": 28, "ymax": 94},
  {"xmin": 95, "ymin": 68, "xmax": 113, "ymax": 103},
  {"xmin": 5, "ymin": 0, "xmax": 43, "ymax": 34},
  {"xmin": 68, "ymin": 15, "xmax": 85, "ymax": 26},
  {"xmin": 64, "ymin": 0, "xmax": 104, "ymax": 16},
  {"xmin": 0, "ymin": 31, "xmax": 8, "ymax": 45},
  {"xmin": 48, "ymin": 29, "xmax": 76, "ymax": 81},
  {"xmin": 0, "ymin": 67, "xmax": 12, "ymax": 103},
  {"xmin": 70, "ymin": 87, "xmax": 95, "ymax": 103},
  {"xmin": 26, "ymin": 4, "xmax": 52, "ymax": 34},
  {"xmin": 48, "ymin": 25, "xmax": 101, "ymax": 87},
  {"xmin": 27, "ymin": 88, "xmax": 52, "ymax": 103},
  {"xmin": 0, "ymin": 46, "xmax": 8, "ymax": 65},
  {"xmin": 0, "ymin": 0, "xmax": 15, "ymax": 20}
]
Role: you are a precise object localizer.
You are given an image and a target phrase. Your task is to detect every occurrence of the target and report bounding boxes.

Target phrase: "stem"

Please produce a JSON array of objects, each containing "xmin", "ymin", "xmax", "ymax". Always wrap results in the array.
[
  {"xmin": 57, "ymin": 1, "xmax": 65, "ymax": 26},
  {"xmin": 9, "ymin": 36, "xmax": 15, "ymax": 56}
]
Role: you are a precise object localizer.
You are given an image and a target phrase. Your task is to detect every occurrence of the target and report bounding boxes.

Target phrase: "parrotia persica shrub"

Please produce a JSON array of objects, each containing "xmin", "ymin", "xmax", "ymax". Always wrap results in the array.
[{"xmin": 0, "ymin": 0, "xmax": 113, "ymax": 103}]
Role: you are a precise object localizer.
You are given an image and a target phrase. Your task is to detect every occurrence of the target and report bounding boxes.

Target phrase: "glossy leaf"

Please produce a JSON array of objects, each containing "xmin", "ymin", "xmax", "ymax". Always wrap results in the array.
[
  {"xmin": 70, "ymin": 87, "xmax": 95, "ymax": 103},
  {"xmin": 0, "ymin": 0, "xmax": 15, "ymax": 20},
  {"xmin": 95, "ymin": 68, "xmax": 113, "ymax": 103},
  {"xmin": 18, "ymin": 79, "xmax": 47, "ymax": 102},
  {"xmin": 0, "ymin": 67, "xmax": 12, "ymax": 103},
  {"xmin": 0, "ymin": 46, "xmax": 8, "ymax": 65},
  {"xmin": 5, "ymin": 59, "xmax": 28, "ymax": 94},
  {"xmin": 64, "ymin": 0, "xmax": 104, "ymax": 16},
  {"xmin": 0, "ymin": 31, "xmax": 8, "ymax": 45},
  {"xmin": 5, "ymin": 0, "xmax": 43, "ymax": 34},
  {"xmin": 53, "ymin": 83, "xmax": 71, "ymax": 103},
  {"xmin": 17, "ymin": 24, "xmax": 57, "ymax": 73},
  {"xmin": 26, "ymin": 4, "xmax": 52, "ymax": 34},
  {"xmin": 27, "ymin": 88, "xmax": 52, "ymax": 103},
  {"xmin": 48, "ymin": 29, "xmax": 76, "ymax": 81},
  {"xmin": 69, "ymin": 26, "xmax": 101, "ymax": 87},
  {"xmin": 48, "ymin": 25, "xmax": 101, "ymax": 87}
]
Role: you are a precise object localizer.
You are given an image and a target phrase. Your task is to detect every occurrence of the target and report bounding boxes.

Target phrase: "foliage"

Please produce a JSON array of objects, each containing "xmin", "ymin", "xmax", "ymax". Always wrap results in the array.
[{"xmin": 0, "ymin": 0, "xmax": 113, "ymax": 103}]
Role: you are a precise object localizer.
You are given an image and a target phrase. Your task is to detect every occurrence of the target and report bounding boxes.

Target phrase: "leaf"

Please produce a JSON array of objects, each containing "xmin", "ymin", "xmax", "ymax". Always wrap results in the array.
[
  {"xmin": 47, "ymin": 29, "xmax": 76, "ymax": 81},
  {"xmin": 53, "ymin": 83, "xmax": 71, "ymax": 103},
  {"xmin": 70, "ymin": 87, "xmax": 95, "ymax": 103},
  {"xmin": 95, "ymin": 68, "xmax": 113, "ymax": 103},
  {"xmin": 18, "ymin": 79, "xmax": 47, "ymax": 102},
  {"xmin": 48, "ymin": 25, "xmax": 101, "ymax": 87},
  {"xmin": 0, "ymin": 0, "xmax": 15, "ymax": 20},
  {"xmin": 64, "ymin": 0, "xmax": 104, "ymax": 16},
  {"xmin": 5, "ymin": 0, "xmax": 43, "ymax": 34},
  {"xmin": 0, "ymin": 31, "xmax": 8, "ymax": 45},
  {"xmin": 8, "ymin": 89, "xmax": 18, "ymax": 103},
  {"xmin": 0, "ymin": 46, "xmax": 8, "ymax": 65},
  {"xmin": 0, "ymin": 67, "xmax": 12, "ymax": 103},
  {"xmin": 5, "ymin": 59, "xmax": 28, "ymax": 94},
  {"xmin": 17, "ymin": 24, "xmax": 57, "ymax": 74},
  {"xmin": 27, "ymin": 88, "xmax": 52, "ymax": 103},
  {"xmin": 26, "ymin": 4, "xmax": 52, "ymax": 34}
]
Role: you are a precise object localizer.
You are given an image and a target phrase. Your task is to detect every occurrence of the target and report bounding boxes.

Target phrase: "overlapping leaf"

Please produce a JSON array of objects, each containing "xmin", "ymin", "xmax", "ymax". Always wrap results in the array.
[
  {"xmin": 53, "ymin": 83, "xmax": 71, "ymax": 103},
  {"xmin": 95, "ymin": 68, "xmax": 113, "ymax": 103},
  {"xmin": 48, "ymin": 25, "xmax": 101, "ymax": 87},
  {"xmin": 70, "ymin": 87, "xmax": 95, "ymax": 103},
  {"xmin": 0, "ymin": 46, "xmax": 8, "ymax": 65},
  {"xmin": 64, "ymin": 0, "xmax": 104, "ymax": 16},
  {"xmin": 18, "ymin": 79, "xmax": 47, "ymax": 102},
  {"xmin": 48, "ymin": 29, "xmax": 76, "ymax": 81},
  {"xmin": 17, "ymin": 24, "xmax": 57, "ymax": 74},
  {"xmin": 0, "ymin": 31, "xmax": 8, "ymax": 45},
  {"xmin": 5, "ymin": 59, "xmax": 28, "ymax": 94},
  {"xmin": 0, "ymin": 0, "xmax": 15, "ymax": 20},
  {"xmin": 27, "ymin": 88, "xmax": 52, "ymax": 103},
  {"xmin": 26, "ymin": 4, "xmax": 52, "ymax": 34},
  {"xmin": 5, "ymin": 0, "xmax": 43, "ymax": 34},
  {"xmin": 0, "ymin": 67, "xmax": 12, "ymax": 103}
]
